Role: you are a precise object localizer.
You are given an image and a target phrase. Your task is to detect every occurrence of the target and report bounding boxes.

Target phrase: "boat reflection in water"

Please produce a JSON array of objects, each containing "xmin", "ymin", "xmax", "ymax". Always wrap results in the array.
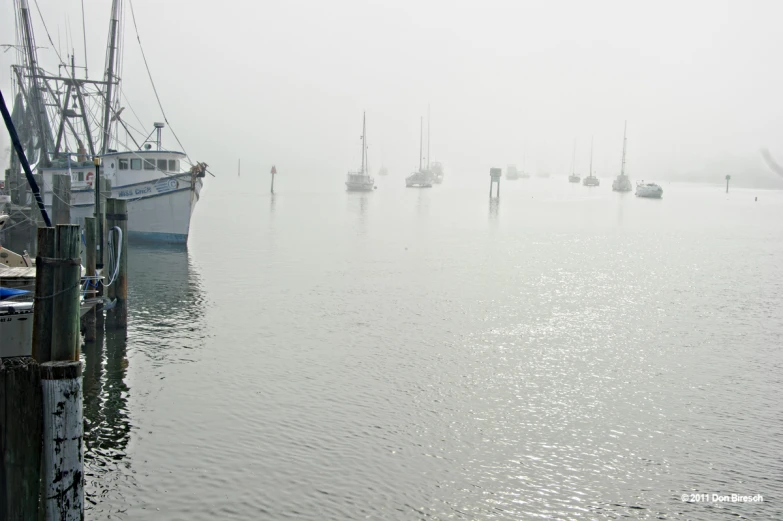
[{"xmin": 82, "ymin": 244, "xmax": 206, "ymax": 515}]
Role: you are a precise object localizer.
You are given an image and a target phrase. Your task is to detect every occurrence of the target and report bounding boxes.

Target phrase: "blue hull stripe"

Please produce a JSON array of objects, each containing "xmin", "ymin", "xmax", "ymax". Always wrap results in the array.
[{"xmin": 128, "ymin": 231, "xmax": 188, "ymax": 244}]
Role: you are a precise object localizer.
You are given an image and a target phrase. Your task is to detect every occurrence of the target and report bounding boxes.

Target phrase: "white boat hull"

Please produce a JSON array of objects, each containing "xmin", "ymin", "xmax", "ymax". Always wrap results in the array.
[
  {"xmin": 612, "ymin": 175, "xmax": 633, "ymax": 192},
  {"xmin": 41, "ymin": 173, "xmax": 202, "ymax": 244},
  {"xmin": 636, "ymin": 183, "xmax": 663, "ymax": 198}
]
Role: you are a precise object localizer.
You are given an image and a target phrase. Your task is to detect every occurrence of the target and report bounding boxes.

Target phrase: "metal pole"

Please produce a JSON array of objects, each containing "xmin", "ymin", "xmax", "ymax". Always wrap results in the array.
[
  {"xmin": 94, "ymin": 157, "xmax": 103, "ymax": 269},
  {"xmin": 0, "ymin": 89, "xmax": 52, "ymax": 226}
]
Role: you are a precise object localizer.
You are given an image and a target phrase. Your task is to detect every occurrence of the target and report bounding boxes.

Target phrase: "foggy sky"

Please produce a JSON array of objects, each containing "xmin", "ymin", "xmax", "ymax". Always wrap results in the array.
[{"xmin": 3, "ymin": 0, "xmax": 783, "ymax": 185}]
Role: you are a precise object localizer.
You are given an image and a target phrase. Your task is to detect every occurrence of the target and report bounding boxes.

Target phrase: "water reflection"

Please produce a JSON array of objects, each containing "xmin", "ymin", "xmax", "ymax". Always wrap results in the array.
[
  {"xmin": 83, "ymin": 244, "xmax": 206, "ymax": 516},
  {"xmin": 489, "ymin": 198, "xmax": 500, "ymax": 222}
]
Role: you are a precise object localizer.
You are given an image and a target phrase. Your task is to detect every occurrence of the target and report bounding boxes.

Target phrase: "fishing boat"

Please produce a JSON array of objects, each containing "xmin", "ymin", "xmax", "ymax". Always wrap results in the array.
[
  {"xmin": 583, "ymin": 138, "xmax": 600, "ymax": 186},
  {"xmin": 612, "ymin": 121, "xmax": 633, "ymax": 192},
  {"xmin": 506, "ymin": 165, "xmax": 520, "ymax": 180},
  {"xmin": 346, "ymin": 112, "xmax": 375, "ymax": 192},
  {"xmin": 406, "ymin": 117, "xmax": 434, "ymax": 187},
  {"xmin": 5, "ymin": 0, "xmax": 207, "ymax": 244},
  {"xmin": 635, "ymin": 181, "xmax": 663, "ymax": 198},
  {"xmin": 568, "ymin": 140, "xmax": 580, "ymax": 182}
]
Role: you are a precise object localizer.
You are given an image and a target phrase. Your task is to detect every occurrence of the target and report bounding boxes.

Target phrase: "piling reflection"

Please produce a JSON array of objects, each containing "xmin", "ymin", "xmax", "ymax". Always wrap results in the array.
[
  {"xmin": 489, "ymin": 198, "xmax": 500, "ymax": 222},
  {"xmin": 82, "ymin": 244, "xmax": 206, "ymax": 514}
]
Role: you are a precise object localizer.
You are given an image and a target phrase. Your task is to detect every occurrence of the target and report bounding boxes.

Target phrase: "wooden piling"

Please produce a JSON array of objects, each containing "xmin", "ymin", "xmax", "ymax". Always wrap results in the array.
[
  {"xmin": 52, "ymin": 174, "xmax": 72, "ymax": 226},
  {"xmin": 0, "ymin": 357, "xmax": 43, "ymax": 521},
  {"xmin": 105, "ymin": 198, "xmax": 128, "ymax": 330},
  {"xmin": 489, "ymin": 168, "xmax": 501, "ymax": 199},
  {"xmin": 32, "ymin": 227, "xmax": 56, "ymax": 363},
  {"xmin": 40, "ymin": 361, "xmax": 83, "ymax": 521},
  {"xmin": 725, "ymin": 174, "xmax": 731, "ymax": 193},
  {"xmin": 51, "ymin": 225, "xmax": 82, "ymax": 361},
  {"xmin": 83, "ymin": 217, "xmax": 97, "ymax": 342},
  {"xmin": 96, "ymin": 179, "xmax": 111, "ymax": 331}
]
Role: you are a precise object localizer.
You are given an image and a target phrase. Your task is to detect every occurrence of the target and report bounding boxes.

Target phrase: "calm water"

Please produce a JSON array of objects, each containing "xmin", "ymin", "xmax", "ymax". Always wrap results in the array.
[{"xmin": 82, "ymin": 174, "xmax": 783, "ymax": 520}]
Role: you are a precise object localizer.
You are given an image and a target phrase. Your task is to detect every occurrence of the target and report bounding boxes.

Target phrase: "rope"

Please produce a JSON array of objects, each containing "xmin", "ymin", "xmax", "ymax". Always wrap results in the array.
[{"xmin": 127, "ymin": 0, "xmax": 191, "ymax": 165}]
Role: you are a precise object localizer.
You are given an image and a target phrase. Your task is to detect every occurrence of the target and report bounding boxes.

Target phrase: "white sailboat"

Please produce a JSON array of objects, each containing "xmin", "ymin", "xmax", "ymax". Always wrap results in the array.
[
  {"xmin": 583, "ymin": 137, "xmax": 600, "ymax": 186},
  {"xmin": 6, "ymin": 0, "xmax": 206, "ymax": 244},
  {"xmin": 612, "ymin": 121, "xmax": 633, "ymax": 192},
  {"xmin": 345, "ymin": 112, "xmax": 375, "ymax": 191},
  {"xmin": 568, "ymin": 140, "xmax": 580, "ymax": 183},
  {"xmin": 506, "ymin": 164, "xmax": 520, "ymax": 180},
  {"xmin": 406, "ymin": 117, "xmax": 434, "ymax": 187}
]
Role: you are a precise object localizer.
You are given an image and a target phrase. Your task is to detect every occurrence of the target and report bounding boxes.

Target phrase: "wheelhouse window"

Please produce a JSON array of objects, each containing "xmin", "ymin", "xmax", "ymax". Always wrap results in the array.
[
  {"xmin": 119, "ymin": 159, "xmax": 129, "ymax": 170},
  {"xmin": 78, "ymin": 171, "xmax": 84, "ymax": 182},
  {"xmin": 157, "ymin": 159, "xmax": 168, "ymax": 171},
  {"xmin": 144, "ymin": 159, "xmax": 155, "ymax": 170},
  {"xmin": 168, "ymin": 159, "xmax": 179, "ymax": 171},
  {"xmin": 131, "ymin": 158, "xmax": 142, "ymax": 170}
]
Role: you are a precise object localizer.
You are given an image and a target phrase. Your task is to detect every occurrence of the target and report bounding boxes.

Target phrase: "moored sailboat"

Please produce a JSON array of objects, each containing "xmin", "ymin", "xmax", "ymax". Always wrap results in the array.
[
  {"xmin": 612, "ymin": 121, "xmax": 633, "ymax": 192},
  {"xmin": 345, "ymin": 112, "xmax": 375, "ymax": 191},
  {"xmin": 583, "ymin": 137, "xmax": 600, "ymax": 186}
]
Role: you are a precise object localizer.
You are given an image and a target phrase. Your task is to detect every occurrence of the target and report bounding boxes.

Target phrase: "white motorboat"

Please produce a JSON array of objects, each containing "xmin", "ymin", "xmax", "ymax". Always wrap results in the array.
[{"xmin": 635, "ymin": 182, "xmax": 663, "ymax": 198}]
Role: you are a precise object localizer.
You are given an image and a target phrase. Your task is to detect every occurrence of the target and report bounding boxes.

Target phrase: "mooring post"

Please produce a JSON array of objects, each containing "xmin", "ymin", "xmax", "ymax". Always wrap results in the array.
[
  {"xmin": 40, "ymin": 361, "xmax": 83, "ymax": 521},
  {"xmin": 96, "ymin": 178, "xmax": 111, "ymax": 331},
  {"xmin": 0, "ymin": 357, "xmax": 43, "ymax": 521},
  {"xmin": 32, "ymin": 227, "xmax": 56, "ymax": 363},
  {"xmin": 489, "ymin": 168, "xmax": 501, "ymax": 199},
  {"xmin": 725, "ymin": 174, "xmax": 731, "ymax": 193},
  {"xmin": 105, "ymin": 198, "xmax": 128, "ymax": 330},
  {"xmin": 52, "ymin": 174, "xmax": 71, "ymax": 225},
  {"xmin": 36, "ymin": 225, "xmax": 84, "ymax": 520},
  {"xmin": 83, "ymin": 217, "xmax": 97, "ymax": 342},
  {"xmin": 29, "ymin": 174, "xmax": 45, "ymax": 253},
  {"xmin": 51, "ymin": 224, "xmax": 82, "ymax": 361}
]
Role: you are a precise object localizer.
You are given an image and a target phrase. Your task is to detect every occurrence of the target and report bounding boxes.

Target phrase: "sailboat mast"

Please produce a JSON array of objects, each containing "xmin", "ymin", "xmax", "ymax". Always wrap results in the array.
[
  {"xmin": 360, "ymin": 112, "xmax": 366, "ymax": 175},
  {"xmin": 589, "ymin": 137, "xmax": 594, "ymax": 177},
  {"xmin": 427, "ymin": 105, "xmax": 431, "ymax": 170},
  {"xmin": 101, "ymin": 0, "xmax": 121, "ymax": 154},
  {"xmin": 621, "ymin": 120, "xmax": 627, "ymax": 176},
  {"xmin": 571, "ymin": 139, "xmax": 576, "ymax": 175},
  {"xmin": 419, "ymin": 116, "xmax": 423, "ymax": 171}
]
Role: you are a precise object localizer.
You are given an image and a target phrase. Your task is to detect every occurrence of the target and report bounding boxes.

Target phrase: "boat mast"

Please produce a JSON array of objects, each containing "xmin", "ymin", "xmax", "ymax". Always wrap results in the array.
[
  {"xmin": 571, "ymin": 139, "xmax": 576, "ymax": 175},
  {"xmin": 419, "ymin": 116, "xmax": 423, "ymax": 171},
  {"xmin": 427, "ymin": 104, "xmax": 431, "ymax": 170},
  {"xmin": 360, "ymin": 112, "xmax": 366, "ymax": 175},
  {"xmin": 18, "ymin": 0, "xmax": 51, "ymax": 165},
  {"xmin": 589, "ymin": 136, "xmax": 594, "ymax": 177},
  {"xmin": 100, "ymin": 0, "xmax": 121, "ymax": 154},
  {"xmin": 620, "ymin": 120, "xmax": 627, "ymax": 176}
]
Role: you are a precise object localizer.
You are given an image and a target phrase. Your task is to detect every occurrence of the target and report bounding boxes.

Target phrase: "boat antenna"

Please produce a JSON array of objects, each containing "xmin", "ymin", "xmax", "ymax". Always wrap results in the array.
[
  {"xmin": 419, "ymin": 116, "xmax": 423, "ymax": 171},
  {"xmin": 621, "ymin": 120, "xmax": 627, "ymax": 176},
  {"xmin": 589, "ymin": 136, "xmax": 594, "ymax": 177}
]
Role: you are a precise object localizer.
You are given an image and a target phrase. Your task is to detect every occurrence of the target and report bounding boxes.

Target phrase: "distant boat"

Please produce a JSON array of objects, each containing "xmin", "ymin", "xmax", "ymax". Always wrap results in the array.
[
  {"xmin": 378, "ymin": 166, "xmax": 388, "ymax": 176},
  {"xmin": 506, "ymin": 164, "xmax": 520, "ymax": 180},
  {"xmin": 345, "ymin": 112, "xmax": 375, "ymax": 192},
  {"xmin": 612, "ymin": 121, "xmax": 633, "ymax": 192},
  {"xmin": 635, "ymin": 181, "xmax": 663, "ymax": 198},
  {"xmin": 406, "ymin": 117, "xmax": 434, "ymax": 187},
  {"xmin": 431, "ymin": 162, "xmax": 444, "ymax": 184},
  {"xmin": 583, "ymin": 137, "xmax": 600, "ymax": 186},
  {"xmin": 568, "ymin": 139, "xmax": 580, "ymax": 182}
]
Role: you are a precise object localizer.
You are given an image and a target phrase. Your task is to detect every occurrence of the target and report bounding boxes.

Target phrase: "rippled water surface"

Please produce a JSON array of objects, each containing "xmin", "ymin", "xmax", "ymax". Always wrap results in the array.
[{"xmin": 82, "ymin": 176, "xmax": 783, "ymax": 520}]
